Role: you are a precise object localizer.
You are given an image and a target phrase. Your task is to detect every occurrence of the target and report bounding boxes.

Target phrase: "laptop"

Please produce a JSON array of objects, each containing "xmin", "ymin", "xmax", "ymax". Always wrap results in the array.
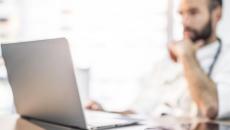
[{"xmin": 1, "ymin": 38, "xmax": 139, "ymax": 130}]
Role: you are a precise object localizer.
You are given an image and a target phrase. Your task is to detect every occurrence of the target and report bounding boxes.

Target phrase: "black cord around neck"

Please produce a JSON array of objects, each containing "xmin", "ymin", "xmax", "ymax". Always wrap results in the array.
[{"xmin": 208, "ymin": 38, "xmax": 222, "ymax": 77}]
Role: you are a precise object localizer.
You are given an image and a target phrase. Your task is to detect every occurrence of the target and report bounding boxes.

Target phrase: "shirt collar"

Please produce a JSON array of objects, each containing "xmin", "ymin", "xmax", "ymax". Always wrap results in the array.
[{"xmin": 196, "ymin": 40, "xmax": 220, "ymax": 61}]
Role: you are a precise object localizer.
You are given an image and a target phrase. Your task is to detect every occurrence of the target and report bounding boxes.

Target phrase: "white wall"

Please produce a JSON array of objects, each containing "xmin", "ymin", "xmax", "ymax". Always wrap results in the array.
[
  {"xmin": 218, "ymin": 0, "xmax": 230, "ymax": 44},
  {"xmin": 0, "ymin": 0, "xmax": 170, "ymax": 112}
]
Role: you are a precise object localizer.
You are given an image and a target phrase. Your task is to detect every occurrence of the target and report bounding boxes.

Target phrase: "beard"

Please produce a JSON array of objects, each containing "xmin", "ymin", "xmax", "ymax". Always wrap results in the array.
[{"xmin": 183, "ymin": 18, "xmax": 212, "ymax": 43}]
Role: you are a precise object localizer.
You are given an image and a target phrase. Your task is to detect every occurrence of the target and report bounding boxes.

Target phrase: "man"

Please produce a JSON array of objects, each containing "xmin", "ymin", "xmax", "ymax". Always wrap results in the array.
[{"xmin": 87, "ymin": 0, "xmax": 230, "ymax": 119}]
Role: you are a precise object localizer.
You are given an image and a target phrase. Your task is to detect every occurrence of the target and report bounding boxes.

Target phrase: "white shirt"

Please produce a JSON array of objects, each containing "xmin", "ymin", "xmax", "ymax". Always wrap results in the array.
[{"xmin": 131, "ymin": 40, "xmax": 230, "ymax": 119}]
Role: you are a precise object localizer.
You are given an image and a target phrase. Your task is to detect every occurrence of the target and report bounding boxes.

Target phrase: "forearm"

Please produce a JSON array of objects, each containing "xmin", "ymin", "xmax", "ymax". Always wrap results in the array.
[
  {"xmin": 181, "ymin": 55, "xmax": 218, "ymax": 119},
  {"xmin": 107, "ymin": 110, "xmax": 136, "ymax": 115}
]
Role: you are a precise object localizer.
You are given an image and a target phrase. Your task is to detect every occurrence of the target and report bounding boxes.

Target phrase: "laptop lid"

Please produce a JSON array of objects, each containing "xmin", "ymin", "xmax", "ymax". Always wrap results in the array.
[{"xmin": 2, "ymin": 38, "xmax": 87, "ymax": 129}]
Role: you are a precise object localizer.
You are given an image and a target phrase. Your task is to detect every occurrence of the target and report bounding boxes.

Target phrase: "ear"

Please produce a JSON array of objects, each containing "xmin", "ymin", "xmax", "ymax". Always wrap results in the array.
[{"xmin": 214, "ymin": 6, "xmax": 222, "ymax": 21}]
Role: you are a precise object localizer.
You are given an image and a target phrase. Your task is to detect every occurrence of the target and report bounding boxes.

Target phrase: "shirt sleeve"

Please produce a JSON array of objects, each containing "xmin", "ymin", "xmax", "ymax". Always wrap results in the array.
[
  {"xmin": 129, "ymin": 70, "xmax": 161, "ymax": 114},
  {"xmin": 217, "ymin": 83, "xmax": 230, "ymax": 119},
  {"xmin": 213, "ymin": 50, "xmax": 230, "ymax": 119},
  {"xmin": 129, "ymin": 58, "xmax": 173, "ymax": 115}
]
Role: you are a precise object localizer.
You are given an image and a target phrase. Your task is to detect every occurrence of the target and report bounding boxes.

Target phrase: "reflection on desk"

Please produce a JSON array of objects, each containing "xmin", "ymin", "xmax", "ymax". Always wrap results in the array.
[
  {"xmin": 1, "ymin": 115, "xmax": 77, "ymax": 130},
  {"xmin": 0, "ymin": 115, "xmax": 146, "ymax": 130},
  {"xmin": 1, "ymin": 115, "xmax": 230, "ymax": 130},
  {"xmin": 145, "ymin": 122, "xmax": 230, "ymax": 130}
]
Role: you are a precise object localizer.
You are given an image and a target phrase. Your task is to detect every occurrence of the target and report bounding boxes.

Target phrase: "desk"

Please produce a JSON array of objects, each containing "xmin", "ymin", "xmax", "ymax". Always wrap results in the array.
[
  {"xmin": 0, "ymin": 114, "xmax": 230, "ymax": 130},
  {"xmin": 0, "ymin": 115, "xmax": 147, "ymax": 130}
]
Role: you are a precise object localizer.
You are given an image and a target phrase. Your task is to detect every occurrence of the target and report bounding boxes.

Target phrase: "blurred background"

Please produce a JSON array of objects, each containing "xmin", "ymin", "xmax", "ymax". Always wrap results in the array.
[{"xmin": 0, "ymin": 0, "xmax": 230, "ymax": 115}]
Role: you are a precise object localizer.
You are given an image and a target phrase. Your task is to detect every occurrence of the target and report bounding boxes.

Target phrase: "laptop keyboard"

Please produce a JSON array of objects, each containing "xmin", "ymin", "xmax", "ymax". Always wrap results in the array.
[{"xmin": 84, "ymin": 110, "xmax": 133, "ymax": 127}]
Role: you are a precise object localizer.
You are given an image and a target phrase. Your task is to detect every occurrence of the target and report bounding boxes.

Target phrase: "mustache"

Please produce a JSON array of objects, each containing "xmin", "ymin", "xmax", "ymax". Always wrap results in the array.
[
  {"xmin": 183, "ymin": 27, "xmax": 199, "ymax": 42},
  {"xmin": 184, "ymin": 27, "xmax": 196, "ymax": 33}
]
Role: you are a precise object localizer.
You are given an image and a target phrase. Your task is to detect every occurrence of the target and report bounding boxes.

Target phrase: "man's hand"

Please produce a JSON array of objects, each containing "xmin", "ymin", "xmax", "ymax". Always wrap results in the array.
[
  {"xmin": 168, "ymin": 39, "xmax": 204, "ymax": 63},
  {"xmin": 168, "ymin": 39, "xmax": 218, "ymax": 119},
  {"xmin": 85, "ymin": 100, "xmax": 136, "ymax": 115},
  {"xmin": 85, "ymin": 100, "xmax": 104, "ymax": 111}
]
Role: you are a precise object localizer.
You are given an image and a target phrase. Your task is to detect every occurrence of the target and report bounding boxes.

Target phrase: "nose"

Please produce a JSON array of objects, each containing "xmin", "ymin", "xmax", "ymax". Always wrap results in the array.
[{"xmin": 182, "ymin": 14, "xmax": 192, "ymax": 27}]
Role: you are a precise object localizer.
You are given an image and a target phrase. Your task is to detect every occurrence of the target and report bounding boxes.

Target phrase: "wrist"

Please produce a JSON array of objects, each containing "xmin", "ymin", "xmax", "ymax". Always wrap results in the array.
[{"xmin": 179, "ymin": 52, "xmax": 197, "ymax": 64}]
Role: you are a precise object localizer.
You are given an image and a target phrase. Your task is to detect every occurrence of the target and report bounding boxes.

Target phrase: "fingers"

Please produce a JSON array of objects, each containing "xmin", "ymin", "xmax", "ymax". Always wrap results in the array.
[
  {"xmin": 194, "ymin": 40, "xmax": 205, "ymax": 50},
  {"xmin": 167, "ymin": 39, "xmax": 203, "ymax": 63},
  {"xmin": 85, "ymin": 101, "xmax": 104, "ymax": 111},
  {"xmin": 183, "ymin": 38, "xmax": 204, "ymax": 49},
  {"xmin": 167, "ymin": 42, "xmax": 178, "ymax": 62},
  {"xmin": 168, "ymin": 48, "xmax": 178, "ymax": 62}
]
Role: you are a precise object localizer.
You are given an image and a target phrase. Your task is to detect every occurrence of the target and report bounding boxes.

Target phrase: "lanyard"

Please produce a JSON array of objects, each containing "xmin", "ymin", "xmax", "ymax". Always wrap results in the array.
[{"xmin": 208, "ymin": 38, "xmax": 222, "ymax": 77}]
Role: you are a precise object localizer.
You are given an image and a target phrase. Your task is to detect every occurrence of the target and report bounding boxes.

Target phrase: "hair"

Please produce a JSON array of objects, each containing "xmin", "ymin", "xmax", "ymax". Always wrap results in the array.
[{"xmin": 209, "ymin": 0, "xmax": 223, "ymax": 11}]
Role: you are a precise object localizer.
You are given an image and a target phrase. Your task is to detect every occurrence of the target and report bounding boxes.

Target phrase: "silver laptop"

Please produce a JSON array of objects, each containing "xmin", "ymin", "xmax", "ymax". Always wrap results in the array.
[{"xmin": 1, "ymin": 38, "xmax": 139, "ymax": 130}]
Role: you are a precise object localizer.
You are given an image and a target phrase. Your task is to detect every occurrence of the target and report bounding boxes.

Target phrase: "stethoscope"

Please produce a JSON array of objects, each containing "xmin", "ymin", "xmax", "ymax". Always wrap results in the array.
[{"xmin": 208, "ymin": 37, "xmax": 222, "ymax": 77}]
